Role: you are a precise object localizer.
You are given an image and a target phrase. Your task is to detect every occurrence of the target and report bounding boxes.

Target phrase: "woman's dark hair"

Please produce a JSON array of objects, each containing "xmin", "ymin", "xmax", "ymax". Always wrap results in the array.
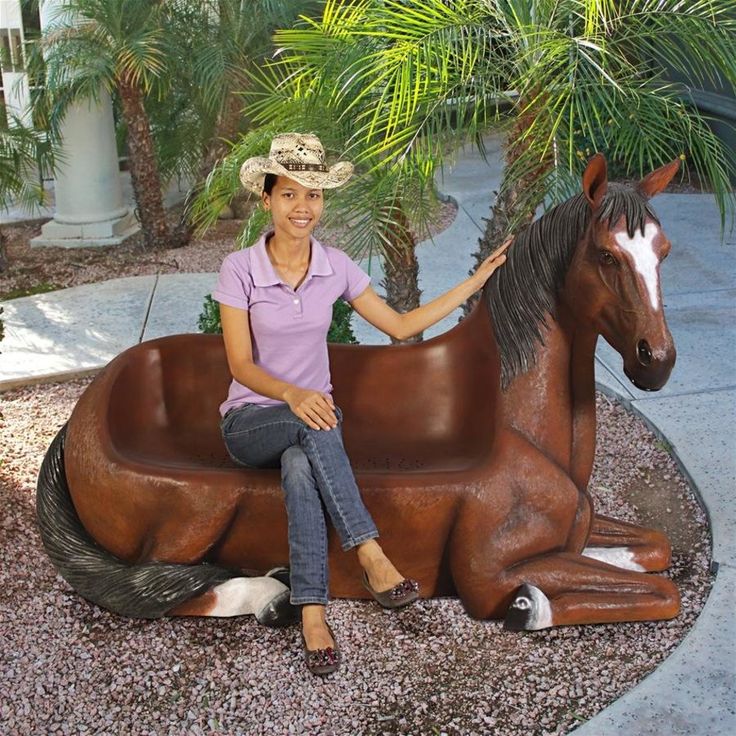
[{"xmin": 263, "ymin": 173, "xmax": 277, "ymax": 195}]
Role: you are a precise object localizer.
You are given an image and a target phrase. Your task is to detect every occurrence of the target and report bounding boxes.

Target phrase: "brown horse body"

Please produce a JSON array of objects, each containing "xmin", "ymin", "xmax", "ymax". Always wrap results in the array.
[{"xmin": 43, "ymin": 156, "xmax": 681, "ymax": 628}]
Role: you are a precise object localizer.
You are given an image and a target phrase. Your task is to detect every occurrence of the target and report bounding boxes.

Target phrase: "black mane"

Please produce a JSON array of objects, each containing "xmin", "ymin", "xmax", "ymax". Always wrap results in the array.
[{"xmin": 484, "ymin": 184, "xmax": 659, "ymax": 388}]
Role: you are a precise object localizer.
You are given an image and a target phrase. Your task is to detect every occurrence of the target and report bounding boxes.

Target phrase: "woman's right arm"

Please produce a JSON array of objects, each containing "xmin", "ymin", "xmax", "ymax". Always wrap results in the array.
[{"xmin": 220, "ymin": 304, "xmax": 337, "ymax": 430}]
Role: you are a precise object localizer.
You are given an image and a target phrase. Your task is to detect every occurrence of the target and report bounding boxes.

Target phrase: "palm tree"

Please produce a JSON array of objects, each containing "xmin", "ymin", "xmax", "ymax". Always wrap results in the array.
[
  {"xmin": 189, "ymin": 0, "xmax": 317, "ymax": 177},
  {"xmin": 0, "ymin": 110, "xmax": 53, "ymax": 273},
  {"xmin": 0, "ymin": 108, "xmax": 54, "ymax": 345},
  {"xmin": 30, "ymin": 0, "xmax": 176, "ymax": 250},
  {"xmin": 278, "ymin": 0, "xmax": 735, "ymax": 312},
  {"xmin": 154, "ymin": 0, "xmax": 317, "ymax": 239}
]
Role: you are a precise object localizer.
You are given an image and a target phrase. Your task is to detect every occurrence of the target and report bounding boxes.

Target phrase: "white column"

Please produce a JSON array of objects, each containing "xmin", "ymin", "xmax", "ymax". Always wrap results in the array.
[
  {"xmin": 31, "ymin": 0, "xmax": 138, "ymax": 247},
  {"xmin": 2, "ymin": 70, "xmax": 32, "ymax": 126}
]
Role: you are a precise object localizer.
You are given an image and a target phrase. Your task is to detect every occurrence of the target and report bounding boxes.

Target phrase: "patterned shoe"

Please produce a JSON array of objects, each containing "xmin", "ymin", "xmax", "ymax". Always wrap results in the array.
[
  {"xmin": 302, "ymin": 623, "xmax": 341, "ymax": 676},
  {"xmin": 362, "ymin": 572, "xmax": 420, "ymax": 609}
]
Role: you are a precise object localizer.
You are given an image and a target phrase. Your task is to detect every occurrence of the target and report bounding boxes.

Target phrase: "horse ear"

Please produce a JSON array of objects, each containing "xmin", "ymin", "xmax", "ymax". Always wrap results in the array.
[
  {"xmin": 637, "ymin": 159, "xmax": 681, "ymax": 199},
  {"xmin": 582, "ymin": 153, "xmax": 608, "ymax": 210}
]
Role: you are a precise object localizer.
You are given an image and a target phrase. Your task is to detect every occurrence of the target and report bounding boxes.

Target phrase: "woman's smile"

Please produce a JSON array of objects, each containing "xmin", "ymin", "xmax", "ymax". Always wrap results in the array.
[{"xmin": 263, "ymin": 176, "xmax": 324, "ymax": 242}]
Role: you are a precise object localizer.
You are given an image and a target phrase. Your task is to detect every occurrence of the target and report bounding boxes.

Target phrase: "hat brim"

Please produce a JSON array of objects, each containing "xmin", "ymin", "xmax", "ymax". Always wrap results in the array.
[{"xmin": 239, "ymin": 157, "xmax": 354, "ymax": 195}]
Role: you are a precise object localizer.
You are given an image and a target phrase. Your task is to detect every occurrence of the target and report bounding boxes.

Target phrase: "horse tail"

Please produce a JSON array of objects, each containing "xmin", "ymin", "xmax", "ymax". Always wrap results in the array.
[{"xmin": 36, "ymin": 424, "xmax": 292, "ymax": 624}]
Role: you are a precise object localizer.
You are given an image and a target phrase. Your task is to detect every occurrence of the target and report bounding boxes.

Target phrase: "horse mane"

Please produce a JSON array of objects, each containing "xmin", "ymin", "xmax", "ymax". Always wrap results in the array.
[{"xmin": 484, "ymin": 183, "xmax": 660, "ymax": 388}]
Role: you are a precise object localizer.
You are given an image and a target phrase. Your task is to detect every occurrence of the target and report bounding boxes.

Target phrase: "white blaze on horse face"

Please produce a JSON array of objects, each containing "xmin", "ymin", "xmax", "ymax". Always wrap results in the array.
[{"xmin": 614, "ymin": 222, "xmax": 661, "ymax": 311}]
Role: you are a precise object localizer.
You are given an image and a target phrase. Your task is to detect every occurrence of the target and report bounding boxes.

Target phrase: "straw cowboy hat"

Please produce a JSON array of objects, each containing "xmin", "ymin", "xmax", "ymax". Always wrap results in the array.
[{"xmin": 239, "ymin": 133, "xmax": 354, "ymax": 194}]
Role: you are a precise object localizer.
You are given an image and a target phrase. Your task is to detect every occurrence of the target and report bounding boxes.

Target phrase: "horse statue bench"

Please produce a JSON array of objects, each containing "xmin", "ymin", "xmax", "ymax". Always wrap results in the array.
[{"xmin": 37, "ymin": 155, "xmax": 681, "ymax": 630}]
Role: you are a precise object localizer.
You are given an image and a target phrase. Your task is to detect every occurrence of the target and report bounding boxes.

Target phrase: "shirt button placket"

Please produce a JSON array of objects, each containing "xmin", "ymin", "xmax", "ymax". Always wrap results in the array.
[{"xmin": 292, "ymin": 292, "xmax": 303, "ymax": 319}]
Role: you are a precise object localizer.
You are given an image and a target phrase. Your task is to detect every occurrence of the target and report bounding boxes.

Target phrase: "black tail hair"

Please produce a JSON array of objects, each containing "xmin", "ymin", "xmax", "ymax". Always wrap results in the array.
[{"xmin": 36, "ymin": 425, "xmax": 234, "ymax": 618}]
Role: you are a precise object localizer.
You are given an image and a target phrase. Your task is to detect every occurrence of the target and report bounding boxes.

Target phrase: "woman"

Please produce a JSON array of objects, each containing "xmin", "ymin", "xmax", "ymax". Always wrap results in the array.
[{"xmin": 213, "ymin": 133, "xmax": 508, "ymax": 676}]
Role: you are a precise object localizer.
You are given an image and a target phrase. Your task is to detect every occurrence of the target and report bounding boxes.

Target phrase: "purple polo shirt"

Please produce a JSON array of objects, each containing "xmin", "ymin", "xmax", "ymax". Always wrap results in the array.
[{"xmin": 213, "ymin": 233, "xmax": 371, "ymax": 415}]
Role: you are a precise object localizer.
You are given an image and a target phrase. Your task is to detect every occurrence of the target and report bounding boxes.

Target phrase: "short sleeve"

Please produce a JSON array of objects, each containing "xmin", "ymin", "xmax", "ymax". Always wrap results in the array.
[
  {"xmin": 213, "ymin": 253, "xmax": 251, "ymax": 310},
  {"xmin": 341, "ymin": 255, "xmax": 371, "ymax": 301}
]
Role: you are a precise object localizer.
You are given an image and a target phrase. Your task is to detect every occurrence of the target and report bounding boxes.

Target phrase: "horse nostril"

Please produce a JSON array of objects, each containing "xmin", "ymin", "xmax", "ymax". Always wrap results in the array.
[{"xmin": 637, "ymin": 340, "xmax": 652, "ymax": 366}]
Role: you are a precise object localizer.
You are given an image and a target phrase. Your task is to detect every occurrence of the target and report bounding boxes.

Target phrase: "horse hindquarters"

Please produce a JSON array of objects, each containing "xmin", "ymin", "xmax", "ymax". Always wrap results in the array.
[{"xmin": 36, "ymin": 425, "xmax": 295, "ymax": 626}]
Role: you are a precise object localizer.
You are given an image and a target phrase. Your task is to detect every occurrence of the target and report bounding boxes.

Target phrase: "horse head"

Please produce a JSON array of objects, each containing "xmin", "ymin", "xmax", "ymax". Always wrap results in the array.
[{"xmin": 566, "ymin": 154, "xmax": 680, "ymax": 391}]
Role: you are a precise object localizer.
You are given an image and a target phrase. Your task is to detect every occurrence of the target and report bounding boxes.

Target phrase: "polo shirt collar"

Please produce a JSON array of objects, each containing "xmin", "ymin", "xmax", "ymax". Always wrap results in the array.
[{"xmin": 251, "ymin": 232, "xmax": 334, "ymax": 287}]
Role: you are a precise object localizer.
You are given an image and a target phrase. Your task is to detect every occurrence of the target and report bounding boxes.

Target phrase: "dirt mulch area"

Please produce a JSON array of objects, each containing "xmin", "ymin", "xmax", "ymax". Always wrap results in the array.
[{"xmin": 0, "ymin": 201, "xmax": 458, "ymax": 301}]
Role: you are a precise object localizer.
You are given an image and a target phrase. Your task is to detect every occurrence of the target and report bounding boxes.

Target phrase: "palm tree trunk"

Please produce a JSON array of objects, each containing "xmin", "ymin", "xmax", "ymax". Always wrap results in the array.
[
  {"xmin": 0, "ymin": 229, "xmax": 8, "ymax": 274},
  {"xmin": 118, "ymin": 77, "xmax": 170, "ymax": 250},
  {"xmin": 381, "ymin": 204, "xmax": 422, "ymax": 344},
  {"xmin": 171, "ymin": 92, "xmax": 245, "ymax": 247},
  {"xmin": 201, "ymin": 92, "xmax": 243, "ymax": 180},
  {"xmin": 463, "ymin": 110, "xmax": 551, "ymax": 317}
]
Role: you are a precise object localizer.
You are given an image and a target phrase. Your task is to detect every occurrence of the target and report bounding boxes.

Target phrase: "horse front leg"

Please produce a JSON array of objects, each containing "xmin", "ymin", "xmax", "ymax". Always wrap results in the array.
[
  {"xmin": 503, "ymin": 552, "xmax": 680, "ymax": 630},
  {"xmin": 448, "ymin": 437, "xmax": 596, "ymax": 621},
  {"xmin": 584, "ymin": 514, "xmax": 672, "ymax": 572}
]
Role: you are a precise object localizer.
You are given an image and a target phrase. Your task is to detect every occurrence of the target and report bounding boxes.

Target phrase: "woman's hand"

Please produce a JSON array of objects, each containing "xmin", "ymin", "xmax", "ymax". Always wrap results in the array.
[
  {"xmin": 471, "ymin": 236, "xmax": 513, "ymax": 290},
  {"xmin": 283, "ymin": 387, "xmax": 338, "ymax": 430}
]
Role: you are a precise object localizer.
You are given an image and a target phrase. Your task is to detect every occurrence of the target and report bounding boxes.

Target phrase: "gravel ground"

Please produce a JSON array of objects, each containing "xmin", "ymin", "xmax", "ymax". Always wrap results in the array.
[{"xmin": 0, "ymin": 380, "xmax": 712, "ymax": 736}]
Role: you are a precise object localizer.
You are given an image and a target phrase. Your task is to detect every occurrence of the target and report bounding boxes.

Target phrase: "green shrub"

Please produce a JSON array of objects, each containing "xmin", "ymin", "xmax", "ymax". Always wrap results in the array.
[
  {"xmin": 198, "ymin": 293, "xmax": 222, "ymax": 334},
  {"xmin": 327, "ymin": 298, "xmax": 358, "ymax": 344},
  {"xmin": 198, "ymin": 294, "xmax": 358, "ymax": 344}
]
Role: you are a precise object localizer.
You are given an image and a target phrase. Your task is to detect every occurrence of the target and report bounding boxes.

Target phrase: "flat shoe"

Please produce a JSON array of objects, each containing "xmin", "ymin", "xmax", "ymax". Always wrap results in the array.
[
  {"xmin": 302, "ymin": 623, "xmax": 340, "ymax": 676},
  {"xmin": 362, "ymin": 572, "xmax": 420, "ymax": 609}
]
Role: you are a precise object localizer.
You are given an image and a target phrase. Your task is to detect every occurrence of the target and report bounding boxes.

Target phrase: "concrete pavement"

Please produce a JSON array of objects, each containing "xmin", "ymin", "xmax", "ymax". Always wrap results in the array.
[{"xmin": 1, "ymin": 139, "xmax": 735, "ymax": 734}]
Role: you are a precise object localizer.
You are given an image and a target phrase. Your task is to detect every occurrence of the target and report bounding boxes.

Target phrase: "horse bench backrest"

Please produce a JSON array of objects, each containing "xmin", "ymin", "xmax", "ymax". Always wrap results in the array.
[{"xmin": 107, "ymin": 335, "xmax": 231, "ymax": 465}]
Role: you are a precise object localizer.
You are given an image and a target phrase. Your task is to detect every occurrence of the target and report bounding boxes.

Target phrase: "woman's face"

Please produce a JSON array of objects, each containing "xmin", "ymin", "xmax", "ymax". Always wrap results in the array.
[{"xmin": 262, "ymin": 176, "xmax": 324, "ymax": 240}]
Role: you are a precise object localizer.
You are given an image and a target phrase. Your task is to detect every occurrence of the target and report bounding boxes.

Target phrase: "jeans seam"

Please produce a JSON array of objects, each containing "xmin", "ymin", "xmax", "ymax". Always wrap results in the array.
[
  {"xmin": 301, "ymin": 430, "xmax": 355, "ymax": 547},
  {"xmin": 341, "ymin": 529, "xmax": 380, "ymax": 552},
  {"xmin": 283, "ymin": 447, "xmax": 329, "ymax": 604},
  {"xmin": 223, "ymin": 418, "xmax": 306, "ymax": 439},
  {"xmin": 291, "ymin": 596, "xmax": 329, "ymax": 605},
  {"xmin": 222, "ymin": 442, "xmax": 256, "ymax": 469}
]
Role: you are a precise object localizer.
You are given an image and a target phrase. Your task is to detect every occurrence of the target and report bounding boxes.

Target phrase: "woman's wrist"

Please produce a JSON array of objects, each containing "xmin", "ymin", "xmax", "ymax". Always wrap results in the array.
[{"xmin": 281, "ymin": 385, "xmax": 296, "ymax": 404}]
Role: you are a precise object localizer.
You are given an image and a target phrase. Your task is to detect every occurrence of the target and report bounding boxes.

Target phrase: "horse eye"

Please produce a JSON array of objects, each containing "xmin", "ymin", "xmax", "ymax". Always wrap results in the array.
[{"xmin": 599, "ymin": 250, "xmax": 616, "ymax": 266}]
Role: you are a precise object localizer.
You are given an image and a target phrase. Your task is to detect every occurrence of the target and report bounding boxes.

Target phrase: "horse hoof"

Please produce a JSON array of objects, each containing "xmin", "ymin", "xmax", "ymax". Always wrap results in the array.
[
  {"xmin": 504, "ymin": 583, "xmax": 553, "ymax": 631},
  {"xmin": 256, "ymin": 589, "xmax": 299, "ymax": 628}
]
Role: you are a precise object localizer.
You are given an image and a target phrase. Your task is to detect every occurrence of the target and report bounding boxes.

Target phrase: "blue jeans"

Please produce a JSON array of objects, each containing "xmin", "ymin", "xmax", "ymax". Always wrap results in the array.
[{"xmin": 221, "ymin": 402, "xmax": 379, "ymax": 605}]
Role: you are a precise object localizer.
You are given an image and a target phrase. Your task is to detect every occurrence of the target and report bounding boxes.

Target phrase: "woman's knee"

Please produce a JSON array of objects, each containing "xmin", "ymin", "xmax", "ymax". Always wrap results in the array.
[{"xmin": 299, "ymin": 423, "xmax": 345, "ymax": 452}]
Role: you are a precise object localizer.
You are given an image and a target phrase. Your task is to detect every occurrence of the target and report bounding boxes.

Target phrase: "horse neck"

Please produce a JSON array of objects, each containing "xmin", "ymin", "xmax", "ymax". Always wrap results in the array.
[{"xmin": 499, "ymin": 305, "xmax": 598, "ymax": 489}]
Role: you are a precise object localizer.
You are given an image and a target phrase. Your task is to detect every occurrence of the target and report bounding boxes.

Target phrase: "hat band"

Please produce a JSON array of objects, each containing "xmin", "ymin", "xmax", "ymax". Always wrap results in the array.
[{"xmin": 281, "ymin": 162, "xmax": 328, "ymax": 173}]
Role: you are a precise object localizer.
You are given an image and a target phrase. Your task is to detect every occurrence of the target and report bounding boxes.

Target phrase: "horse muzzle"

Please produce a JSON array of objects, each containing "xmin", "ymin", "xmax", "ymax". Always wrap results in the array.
[{"xmin": 623, "ymin": 338, "xmax": 676, "ymax": 391}]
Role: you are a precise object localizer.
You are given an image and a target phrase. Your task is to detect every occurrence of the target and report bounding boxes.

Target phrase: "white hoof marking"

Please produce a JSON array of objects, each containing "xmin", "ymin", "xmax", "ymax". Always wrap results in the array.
[
  {"xmin": 583, "ymin": 546, "xmax": 646, "ymax": 572},
  {"xmin": 208, "ymin": 577, "xmax": 289, "ymax": 617},
  {"xmin": 513, "ymin": 585, "xmax": 552, "ymax": 630}
]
